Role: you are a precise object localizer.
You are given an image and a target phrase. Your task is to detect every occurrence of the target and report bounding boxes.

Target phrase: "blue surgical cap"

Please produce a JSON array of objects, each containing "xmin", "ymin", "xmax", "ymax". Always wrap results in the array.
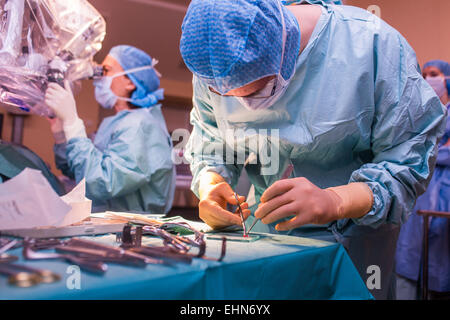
[
  {"xmin": 283, "ymin": 0, "xmax": 342, "ymax": 4},
  {"xmin": 424, "ymin": 59, "xmax": 450, "ymax": 94},
  {"xmin": 180, "ymin": 0, "xmax": 301, "ymax": 95},
  {"xmin": 109, "ymin": 45, "xmax": 164, "ymax": 108}
]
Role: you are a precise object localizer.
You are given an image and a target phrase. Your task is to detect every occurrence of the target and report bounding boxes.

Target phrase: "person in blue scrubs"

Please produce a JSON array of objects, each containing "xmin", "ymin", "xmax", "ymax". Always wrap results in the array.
[
  {"xmin": 45, "ymin": 45, "xmax": 176, "ymax": 214},
  {"xmin": 395, "ymin": 60, "xmax": 450, "ymax": 300},
  {"xmin": 179, "ymin": 0, "xmax": 447, "ymax": 299}
]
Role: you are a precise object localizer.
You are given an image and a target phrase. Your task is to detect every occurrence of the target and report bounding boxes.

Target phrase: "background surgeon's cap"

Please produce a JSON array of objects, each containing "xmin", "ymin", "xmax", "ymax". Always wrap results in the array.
[
  {"xmin": 180, "ymin": 0, "xmax": 301, "ymax": 95},
  {"xmin": 424, "ymin": 59, "xmax": 450, "ymax": 95},
  {"xmin": 109, "ymin": 45, "xmax": 164, "ymax": 108}
]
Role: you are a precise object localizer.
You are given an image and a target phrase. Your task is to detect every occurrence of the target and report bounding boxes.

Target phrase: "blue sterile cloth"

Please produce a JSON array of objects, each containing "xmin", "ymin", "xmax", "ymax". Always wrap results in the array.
[{"xmin": 0, "ymin": 232, "xmax": 372, "ymax": 300}]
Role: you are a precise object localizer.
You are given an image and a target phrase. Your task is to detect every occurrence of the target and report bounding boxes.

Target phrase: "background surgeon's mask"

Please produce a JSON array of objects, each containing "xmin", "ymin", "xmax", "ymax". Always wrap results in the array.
[
  {"xmin": 237, "ymin": 0, "xmax": 295, "ymax": 111},
  {"xmin": 426, "ymin": 76, "xmax": 448, "ymax": 98},
  {"xmin": 93, "ymin": 65, "xmax": 155, "ymax": 109}
]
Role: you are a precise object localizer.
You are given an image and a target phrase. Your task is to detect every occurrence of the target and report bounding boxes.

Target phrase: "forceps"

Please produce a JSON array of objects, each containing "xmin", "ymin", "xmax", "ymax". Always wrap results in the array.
[
  {"xmin": 246, "ymin": 163, "xmax": 295, "ymax": 235},
  {"xmin": 0, "ymin": 239, "xmax": 19, "ymax": 264},
  {"xmin": 234, "ymin": 192, "xmax": 247, "ymax": 236},
  {"xmin": 0, "ymin": 239, "xmax": 19, "ymax": 255}
]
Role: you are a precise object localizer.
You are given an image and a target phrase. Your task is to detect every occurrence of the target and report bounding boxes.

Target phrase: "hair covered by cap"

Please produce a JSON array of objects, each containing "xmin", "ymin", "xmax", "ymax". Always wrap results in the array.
[
  {"xmin": 424, "ymin": 59, "xmax": 450, "ymax": 94},
  {"xmin": 109, "ymin": 45, "xmax": 163, "ymax": 108},
  {"xmin": 180, "ymin": 0, "xmax": 301, "ymax": 94}
]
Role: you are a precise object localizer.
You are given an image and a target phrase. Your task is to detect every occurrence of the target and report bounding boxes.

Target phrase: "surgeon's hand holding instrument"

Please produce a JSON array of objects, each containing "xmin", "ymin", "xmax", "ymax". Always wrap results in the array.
[{"xmin": 198, "ymin": 171, "xmax": 249, "ymax": 230}]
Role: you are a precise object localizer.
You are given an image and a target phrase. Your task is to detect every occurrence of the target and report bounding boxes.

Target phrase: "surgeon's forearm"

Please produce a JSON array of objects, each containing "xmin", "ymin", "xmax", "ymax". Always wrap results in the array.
[
  {"xmin": 325, "ymin": 182, "xmax": 374, "ymax": 220},
  {"xmin": 63, "ymin": 118, "xmax": 87, "ymax": 141},
  {"xmin": 198, "ymin": 171, "xmax": 226, "ymax": 200}
]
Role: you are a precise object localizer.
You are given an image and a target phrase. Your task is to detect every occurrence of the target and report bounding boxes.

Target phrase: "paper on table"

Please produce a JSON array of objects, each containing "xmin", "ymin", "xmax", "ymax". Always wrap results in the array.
[
  {"xmin": 61, "ymin": 178, "xmax": 86, "ymax": 203},
  {"xmin": 0, "ymin": 168, "xmax": 71, "ymax": 230},
  {"xmin": 101, "ymin": 211, "xmax": 164, "ymax": 225},
  {"xmin": 58, "ymin": 178, "xmax": 92, "ymax": 227},
  {"xmin": 0, "ymin": 169, "xmax": 92, "ymax": 230},
  {"xmin": 93, "ymin": 211, "xmax": 214, "ymax": 233}
]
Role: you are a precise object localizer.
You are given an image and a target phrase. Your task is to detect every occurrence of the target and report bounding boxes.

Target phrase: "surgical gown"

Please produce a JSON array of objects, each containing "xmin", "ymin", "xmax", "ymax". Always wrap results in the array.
[
  {"xmin": 185, "ymin": 3, "xmax": 447, "ymax": 299},
  {"xmin": 396, "ymin": 104, "xmax": 450, "ymax": 294},
  {"xmin": 55, "ymin": 105, "xmax": 176, "ymax": 214}
]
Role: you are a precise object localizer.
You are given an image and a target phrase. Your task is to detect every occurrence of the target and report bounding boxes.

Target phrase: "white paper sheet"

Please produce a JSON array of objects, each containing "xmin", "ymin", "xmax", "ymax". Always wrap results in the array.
[
  {"xmin": 0, "ymin": 168, "xmax": 91, "ymax": 230},
  {"xmin": 93, "ymin": 211, "xmax": 214, "ymax": 233},
  {"xmin": 58, "ymin": 178, "xmax": 92, "ymax": 227}
]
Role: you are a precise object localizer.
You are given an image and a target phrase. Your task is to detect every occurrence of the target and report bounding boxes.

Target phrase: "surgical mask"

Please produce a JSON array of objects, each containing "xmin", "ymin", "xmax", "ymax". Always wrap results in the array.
[
  {"xmin": 237, "ymin": 1, "xmax": 294, "ymax": 111},
  {"xmin": 426, "ymin": 76, "xmax": 448, "ymax": 98},
  {"xmin": 93, "ymin": 65, "xmax": 155, "ymax": 109},
  {"xmin": 237, "ymin": 74, "xmax": 291, "ymax": 111}
]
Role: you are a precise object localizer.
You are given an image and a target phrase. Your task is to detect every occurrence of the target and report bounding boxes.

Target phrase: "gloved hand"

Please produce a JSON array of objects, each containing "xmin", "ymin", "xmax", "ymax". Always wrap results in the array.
[
  {"xmin": 45, "ymin": 80, "xmax": 86, "ymax": 141},
  {"xmin": 254, "ymin": 178, "xmax": 373, "ymax": 231},
  {"xmin": 45, "ymin": 80, "xmax": 78, "ymax": 126},
  {"xmin": 198, "ymin": 171, "xmax": 251, "ymax": 230},
  {"xmin": 47, "ymin": 117, "xmax": 66, "ymax": 144}
]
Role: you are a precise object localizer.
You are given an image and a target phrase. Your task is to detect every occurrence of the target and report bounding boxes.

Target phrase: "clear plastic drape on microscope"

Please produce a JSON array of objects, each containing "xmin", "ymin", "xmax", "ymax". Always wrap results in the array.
[{"xmin": 0, "ymin": 0, "xmax": 106, "ymax": 117}]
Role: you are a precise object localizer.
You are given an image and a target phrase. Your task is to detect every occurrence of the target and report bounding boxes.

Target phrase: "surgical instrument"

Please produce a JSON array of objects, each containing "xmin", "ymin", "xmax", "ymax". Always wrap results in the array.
[
  {"xmin": 0, "ymin": 254, "xmax": 19, "ymax": 264},
  {"xmin": 0, "ymin": 239, "xmax": 20, "ymax": 264},
  {"xmin": 0, "ymin": 263, "xmax": 42, "ymax": 287},
  {"xmin": 5, "ymin": 263, "xmax": 61, "ymax": 284},
  {"xmin": 23, "ymin": 243, "xmax": 108, "ymax": 274},
  {"xmin": 59, "ymin": 238, "xmax": 168, "ymax": 266},
  {"xmin": 246, "ymin": 218, "xmax": 259, "ymax": 235},
  {"xmin": 234, "ymin": 192, "xmax": 248, "ymax": 237},
  {"xmin": 27, "ymin": 238, "xmax": 64, "ymax": 250},
  {"xmin": 0, "ymin": 239, "xmax": 19, "ymax": 255},
  {"xmin": 54, "ymin": 245, "xmax": 150, "ymax": 267},
  {"xmin": 120, "ymin": 224, "xmax": 226, "ymax": 262},
  {"xmin": 129, "ymin": 246, "xmax": 192, "ymax": 264},
  {"xmin": 246, "ymin": 163, "xmax": 295, "ymax": 235}
]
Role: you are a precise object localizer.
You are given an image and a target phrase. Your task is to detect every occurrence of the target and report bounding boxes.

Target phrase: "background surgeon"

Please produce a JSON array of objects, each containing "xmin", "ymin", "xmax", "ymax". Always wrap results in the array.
[
  {"xmin": 45, "ymin": 45, "xmax": 176, "ymax": 214},
  {"xmin": 395, "ymin": 59, "xmax": 450, "ymax": 300},
  {"xmin": 180, "ymin": 0, "xmax": 447, "ymax": 299}
]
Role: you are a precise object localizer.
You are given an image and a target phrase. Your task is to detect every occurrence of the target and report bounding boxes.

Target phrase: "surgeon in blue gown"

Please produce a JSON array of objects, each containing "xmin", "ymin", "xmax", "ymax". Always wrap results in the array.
[
  {"xmin": 45, "ymin": 45, "xmax": 176, "ymax": 214},
  {"xmin": 395, "ymin": 59, "xmax": 450, "ymax": 300},
  {"xmin": 179, "ymin": 0, "xmax": 447, "ymax": 299}
]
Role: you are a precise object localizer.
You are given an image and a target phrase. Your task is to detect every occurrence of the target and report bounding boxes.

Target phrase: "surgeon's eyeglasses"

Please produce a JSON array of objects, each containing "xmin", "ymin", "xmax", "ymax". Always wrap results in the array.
[
  {"xmin": 208, "ymin": 77, "xmax": 278, "ymax": 99},
  {"xmin": 89, "ymin": 64, "xmax": 106, "ymax": 79}
]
